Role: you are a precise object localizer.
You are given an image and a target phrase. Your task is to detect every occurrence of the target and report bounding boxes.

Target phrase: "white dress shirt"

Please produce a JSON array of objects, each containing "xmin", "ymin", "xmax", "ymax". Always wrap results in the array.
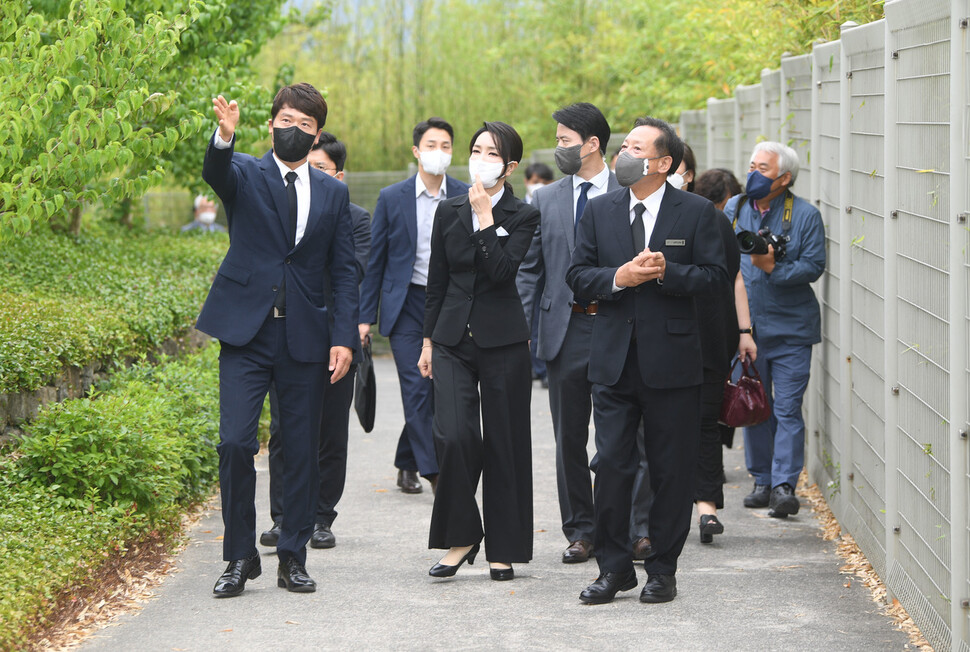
[
  {"xmin": 612, "ymin": 183, "xmax": 667, "ymax": 291},
  {"xmin": 411, "ymin": 174, "xmax": 448, "ymax": 286},
  {"xmin": 471, "ymin": 186, "xmax": 505, "ymax": 232},
  {"xmin": 572, "ymin": 163, "xmax": 611, "ymax": 219},
  {"xmin": 213, "ymin": 129, "xmax": 311, "ymax": 245}
]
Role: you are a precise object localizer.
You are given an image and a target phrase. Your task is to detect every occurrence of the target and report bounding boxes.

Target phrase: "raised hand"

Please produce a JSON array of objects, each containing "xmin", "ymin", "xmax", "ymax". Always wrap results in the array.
[
  {"xmin": 212, "ymin": 95, "xmax": 240, "ymax": 142},
  {"xmin": 468, "ymin": 176, "xmax": 494, "ymax": 229}
]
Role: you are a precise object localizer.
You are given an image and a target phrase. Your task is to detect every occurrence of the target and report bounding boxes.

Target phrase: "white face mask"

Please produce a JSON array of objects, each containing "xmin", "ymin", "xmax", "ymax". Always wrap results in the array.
[
  {"xmin": 468, "ymin": 157, "xmax": 507, "ymax": 189},
  {"xmin": 667, "ymin": 172, "xmax": 686, "ymax": 190},
  {"xmin": 419, "ymin": 149, "xmax": 451, "ymax": 176},
  {"xmin": 198, "ymin": 210, "xmax": 217, "ymax": 225}
]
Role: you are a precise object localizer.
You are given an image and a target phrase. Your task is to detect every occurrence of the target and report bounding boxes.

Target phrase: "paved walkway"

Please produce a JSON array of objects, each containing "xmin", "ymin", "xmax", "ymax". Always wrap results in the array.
[{"xmin": 82, "ymin": 357, "xmax": 909, "ymax": 651}]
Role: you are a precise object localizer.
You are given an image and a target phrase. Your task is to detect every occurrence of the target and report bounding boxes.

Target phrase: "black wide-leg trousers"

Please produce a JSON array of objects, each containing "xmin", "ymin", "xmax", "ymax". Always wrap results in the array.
[{"xmin": 428, "ymin": 332, "xmax": 533, "ymax": 563}]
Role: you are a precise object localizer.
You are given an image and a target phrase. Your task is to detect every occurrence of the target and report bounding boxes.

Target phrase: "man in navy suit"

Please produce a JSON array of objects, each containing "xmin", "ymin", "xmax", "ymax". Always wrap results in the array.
[
  {"xmin": 261, "ymin": 133, "xmax": 372, "ymax": 551},
  {"xmin": 200, "ymin": 83, "xmax": 359, "ymax": 597},
  {"xmin": 358, "ymin": 118, "xmax": 469, "ymax": 494},
  {"xmin": 566, "ymin": 117, "xmax": 728, "ymax": 605}
]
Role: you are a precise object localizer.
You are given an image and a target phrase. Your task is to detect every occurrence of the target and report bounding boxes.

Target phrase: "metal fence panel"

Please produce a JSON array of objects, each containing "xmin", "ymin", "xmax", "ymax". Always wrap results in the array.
[
  {"xmin": 736, "ymin": 83, "xmax": 762, "ymax": 175},
  {"xmin": 762, "ymin": 69, "xmax": 782, "ymax": 141},
  {"xmin": 679, "ymin": 109, "xmax": 708, "ymax": 173},
  {"xmin": 707, "ymin": 97, "xmax": 738, "ymax": 173},
  {"xmin": 843, "ymin": 19, "xmax": 889, "ymax": 578},
  {"xmin": 812, "ymin": 39, "xmax": 843, "ymax": 493},
  {"xmin": 781, "ymin": 54, "xmax": 814, "ymax": 197},
  {"xmin": 886, "ymin": 1, "xmax": 953, "ymax": 647}
]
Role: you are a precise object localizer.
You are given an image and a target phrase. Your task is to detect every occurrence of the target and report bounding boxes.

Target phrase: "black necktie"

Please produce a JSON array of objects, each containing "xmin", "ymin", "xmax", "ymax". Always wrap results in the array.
[
  {"xmin": 632, "ymin": 203, "xmax": 646, "ymax": 253},
  {"xmin": 285, "ymin": 171, "xmax": 298, "ymax": 248},
  {"xmin": 575, "ymin": 181, "xmax": 592, "ymax": 234}
]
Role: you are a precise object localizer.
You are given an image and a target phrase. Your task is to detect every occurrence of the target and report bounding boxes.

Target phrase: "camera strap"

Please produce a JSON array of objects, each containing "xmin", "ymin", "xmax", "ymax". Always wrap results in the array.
[{"xmin": 732, "ymin": 191, "xmax": 795, "ymax": 231}]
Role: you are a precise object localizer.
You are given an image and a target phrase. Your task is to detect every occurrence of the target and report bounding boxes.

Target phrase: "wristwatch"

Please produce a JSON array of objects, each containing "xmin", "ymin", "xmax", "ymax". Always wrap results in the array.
[{"xmin": 739, "ymin": 327, "xmax": 753, "ymax": 334}]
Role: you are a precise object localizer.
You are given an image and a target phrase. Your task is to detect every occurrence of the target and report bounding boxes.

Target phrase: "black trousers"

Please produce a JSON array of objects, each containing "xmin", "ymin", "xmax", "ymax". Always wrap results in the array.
[
  {"xmin": 694, "ymin": 369, "xmax": 727, "ymax": 508},
  {"xmin": 428, "ymin": 332, "xmax": 533, "ymax": 563},
  {"xmin": 217, "ymin": 314, "xmax": 326, "ymax": 566},
  {"xmin": 267, "ymin": 365, "xmax": 356, "ymax": 528},
  {"xmin": 591, "ymin": 340, "xmax": 700, "ymax": 576}
]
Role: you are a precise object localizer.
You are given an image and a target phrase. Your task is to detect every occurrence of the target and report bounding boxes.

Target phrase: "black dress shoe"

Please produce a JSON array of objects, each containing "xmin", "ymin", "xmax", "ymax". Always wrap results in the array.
[
  {"xmin": 310, "ymin": 523, "xmax": 336, "ymax": 549},
  {"xmin": 213, "ymin": 551, "xmax": 261, "ymax": 598},
  {"xmin": 632, "ymin": 537, "xmax": 653, "ymax": 561},
  {"xmin": 639, "ymin": 573, "xmax": 677, "ymax": 603},
  {"xmin": 397, "ymin": 469, "xmax": 423, "ymax": 494},
  {"xmin": 562, "ymin": 540, "xmax": 593, "ymax": 564},
  {"xmin": 259, "ymin": 521, "xmax": 281, "ymax": 547},
  {"xmin": 277, "ymin": 557, "xmax": 316, "ymax": 593},
  {"xmin": 489, "ymin": 564, "xmax": 514, "ymax": 581},
  {"xmin": 768, "ymin": 483, "xmax": 800, "ymax": 518},
  {"xmin": 429, "ymin": 543, "xmax": 480, "ymax": 577},
  {"xmin": 579, "ymin": 568, "xmax": 638, "ymax": 605},
  {"xmin": 699, "ymin": 514, "xmax": 724, "ymax": 544},
  {"xmin": 743, "ymin": 483, "xmax": 771, "ymax": 508}
]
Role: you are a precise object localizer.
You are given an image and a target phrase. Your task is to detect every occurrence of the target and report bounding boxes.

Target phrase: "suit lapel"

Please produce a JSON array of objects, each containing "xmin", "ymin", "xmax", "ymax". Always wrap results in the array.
[
  {"xmin": 293, "ymin": 171, "xmax": 323, "ymax": 254},
  {"xmin": 555, "ymin": 178, "xmax": 577, "ymax": 251},
  {"xmin": 258, "ymin": 151, "xmax": 290, "ymax": 243},
  {"xmin": 648, "ymin": 184, "xmax": 684, "ymax": 251},
  {"xmin": 403, "ymin": 176, "xmax": 418, "ymax": 250},
  {"xmin": 608, "ymin": 189, "xmax": 637, "ymax": 260},
  {"xmin": 454, "ymin": 195, "xmax": 474, "ymax": 234}
]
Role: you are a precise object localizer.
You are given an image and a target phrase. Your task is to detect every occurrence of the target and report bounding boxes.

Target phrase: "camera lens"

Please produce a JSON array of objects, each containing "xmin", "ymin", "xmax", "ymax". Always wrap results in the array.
[{"xmin": 737, "ymin": 230, "xmax": 769, "ymax": 255}]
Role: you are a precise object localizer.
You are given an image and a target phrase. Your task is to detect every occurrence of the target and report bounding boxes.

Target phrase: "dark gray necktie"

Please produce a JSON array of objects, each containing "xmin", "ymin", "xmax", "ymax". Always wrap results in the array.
[
  {"xmin": 575, "ymin": 181, "xmax": 592, "ymax": 234},
  {"xmin": 285, "ymin": 171, "xmax": 298, "ymax": 248},
  {"xmin": 632, "ymin": 203, "xmax": 646, "ymax": 253}
]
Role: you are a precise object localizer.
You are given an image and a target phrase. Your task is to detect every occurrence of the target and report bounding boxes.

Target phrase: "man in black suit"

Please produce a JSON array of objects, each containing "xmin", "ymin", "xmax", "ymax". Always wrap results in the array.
[
  {"xmin": 566, "ymin": 117, "xmax": 727, "ymax": 605},
  {"xmin": 261, "ymin": 133, "xmax": 372, "ymax": 551},
  {"xmin": 200, "ymin": 84, "xmax": 358, "ymax": 597}
]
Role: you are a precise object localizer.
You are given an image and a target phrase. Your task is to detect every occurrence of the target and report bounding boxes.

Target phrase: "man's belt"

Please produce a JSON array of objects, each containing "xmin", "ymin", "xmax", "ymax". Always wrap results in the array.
[{"xmin": 571, "ymin": 302, "xmax": 598, "ymax": 315}]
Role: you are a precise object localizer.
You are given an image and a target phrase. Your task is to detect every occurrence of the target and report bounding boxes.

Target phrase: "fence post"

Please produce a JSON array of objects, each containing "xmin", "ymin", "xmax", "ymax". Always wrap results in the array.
[
  {"xmin": 838, "ymin": 23, "xmax": 858, "ymax": 518},
  {"xmin": 706, "ymin": 98, "xmax": 715, "ymax": 172},
  {"xmin": 948, "ymin": 1, "xmax": 969, "ymax": 648},
  {"xmin": 809, "ymin": 45, "xmax": 823, "ymax": 482},
  {"xmin": 733, "ymin": 91, "xmax": 743, "ymax": 176},
  {"xmin": 882, "ymin": 10, "xmax": 901, "ymax": 605}
]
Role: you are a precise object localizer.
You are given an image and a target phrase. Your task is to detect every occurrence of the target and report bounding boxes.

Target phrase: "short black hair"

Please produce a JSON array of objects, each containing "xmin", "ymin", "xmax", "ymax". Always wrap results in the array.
[
  {"xmin": 552, "ymin": 103, "xmax": 611, "ymax": 154},
  {"xmin": 693, "ymin": 168, "xmax": 743, "ymax": 205},
  {"xmin": 680, "ymin": 142, "xmax": 697, "ymax": 192},
  {"xmin": 311, "ymin": 131, "xmax": 347, "ymax": 171},
  {"xmin": 633, "ymin": 116, "xmax": 683, "ymax": 174},
  {"xmin": 469, "ymin": 121, "xmax": 524, "ymax": 167},
  {"xmin": 271, "ymin": 82, "xmax": 327, "ymax": 130},
  {"xmin": 524, "ymin": 162, "xmax": 554, "ymax": 182},
  {"xmin": 413, "ymin": 117, "xmax": 455, "ymax": 147}
]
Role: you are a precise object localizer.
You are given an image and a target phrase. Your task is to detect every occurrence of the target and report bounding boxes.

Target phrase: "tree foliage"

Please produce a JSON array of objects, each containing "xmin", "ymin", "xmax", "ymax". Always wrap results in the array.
[
  {"xmin": 261, "ymin": 0, "xmax": 883, "ymax": 170},
  {"xmin": 0, "ymin": 0, "xmax": 296, "ymax": 236}
]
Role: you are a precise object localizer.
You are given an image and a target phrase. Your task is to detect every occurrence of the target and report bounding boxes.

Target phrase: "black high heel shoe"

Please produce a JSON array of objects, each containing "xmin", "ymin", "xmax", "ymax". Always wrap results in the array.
[
  {"xmin": 699, "ymin": 514, "xmax": 724, "ymax": 544},
  {"xmin": 489, "ymin": 564, "xmax": 514, "ymax": 581},
  {"xmin": 429, "ymin": 543, "xmax": 480, "ymax": 577}
]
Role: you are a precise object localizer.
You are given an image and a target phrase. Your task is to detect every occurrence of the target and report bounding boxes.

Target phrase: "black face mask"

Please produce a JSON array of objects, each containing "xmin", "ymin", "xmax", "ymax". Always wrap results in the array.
[{"xmin": 273, "ymin": 125, "xmax": 316, "ymax": 163}]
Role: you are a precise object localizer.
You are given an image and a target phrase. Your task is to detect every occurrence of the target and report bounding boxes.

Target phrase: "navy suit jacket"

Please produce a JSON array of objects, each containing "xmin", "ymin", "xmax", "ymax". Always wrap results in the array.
[
  {"xmin": 359, "ymin": 174, "xmax": 469, "ymax": 335},
  {"xmin": 197, "ymin": 137, "xmax": 359, "ymax": 362},
  {"xmin": 566, "ymin": 184, "xmax": 728, "ymax": 388}
]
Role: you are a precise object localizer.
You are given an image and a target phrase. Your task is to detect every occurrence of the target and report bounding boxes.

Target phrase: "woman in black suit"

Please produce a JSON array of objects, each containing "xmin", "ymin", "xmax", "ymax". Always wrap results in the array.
[{"xmin": 417, "ymin": 121, "xmax": 539, "ymax": 581}]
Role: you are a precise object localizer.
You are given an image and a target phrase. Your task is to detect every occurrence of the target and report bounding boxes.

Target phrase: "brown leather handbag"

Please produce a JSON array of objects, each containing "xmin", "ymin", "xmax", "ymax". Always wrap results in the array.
[{"xmin": 718, "ymin": 357, "xmax": 771, "ymax": 428}]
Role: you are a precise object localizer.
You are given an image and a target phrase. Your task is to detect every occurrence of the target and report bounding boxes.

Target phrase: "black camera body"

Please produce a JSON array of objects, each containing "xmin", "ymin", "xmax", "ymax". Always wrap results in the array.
[{"xmin": 737, "ymin": 228, "xmax": 790, "ymax": 261}]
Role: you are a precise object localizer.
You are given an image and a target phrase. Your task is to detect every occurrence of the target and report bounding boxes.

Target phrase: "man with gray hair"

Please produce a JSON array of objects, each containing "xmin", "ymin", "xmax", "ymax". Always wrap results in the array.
[{"xmin": 725, "ymin": 141, "xmax": 826, "ymax": 518}]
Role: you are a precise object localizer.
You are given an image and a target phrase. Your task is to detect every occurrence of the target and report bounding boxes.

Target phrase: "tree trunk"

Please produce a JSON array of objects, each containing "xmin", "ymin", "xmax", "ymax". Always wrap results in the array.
[{"xmin": 69, "ymin": 205, "xmax": 82, "ymax": 237}]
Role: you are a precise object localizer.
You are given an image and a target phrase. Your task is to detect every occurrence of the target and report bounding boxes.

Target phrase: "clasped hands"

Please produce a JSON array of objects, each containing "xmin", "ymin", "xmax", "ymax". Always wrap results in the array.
[{"xmin": 615, "ymin": 249, "xmax": 666, "ymax": 288}]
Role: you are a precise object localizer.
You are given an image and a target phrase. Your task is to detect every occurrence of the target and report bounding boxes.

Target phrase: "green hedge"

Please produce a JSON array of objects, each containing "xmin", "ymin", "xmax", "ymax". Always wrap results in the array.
[
  {"xmin": 0, "ymin": 223, "xmax": 227, "ymax": 394},
  {"xmin": 0, "ymin": 345, "xmax": 221, "ymax": 649}
]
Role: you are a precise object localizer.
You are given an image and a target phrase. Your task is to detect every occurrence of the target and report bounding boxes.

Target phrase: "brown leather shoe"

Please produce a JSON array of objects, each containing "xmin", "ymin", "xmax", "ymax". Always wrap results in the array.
[
  {"xmin": 632, "ymin": 537, "xmax": 653, "ymax": 561},
  {"xmin": 397, "ymin": 469, "xmax": 422, "ymax": 494},
  {"xmin": 562, "ymin": 540, "xmax": 593, "ymax": 563}
]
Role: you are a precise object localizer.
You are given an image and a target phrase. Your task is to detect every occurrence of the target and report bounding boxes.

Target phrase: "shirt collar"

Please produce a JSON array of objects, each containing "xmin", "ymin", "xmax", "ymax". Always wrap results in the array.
[
  {"xmin": 629, "ymin": 182, "xmax": 667, "ymax": 217},
  {"xmin": 416, "ymin": 173, "xmax": 448, "ymax": 199},
  {"xmin": 272, "ymin": 153, "xmax": 310, "ymax": 186},
  {"xmin": 573, "ymin": 163, "xmax": 610, "ymax": 191},
  {"xmin": 489, "ymin": 185, "xmax": 505, "ymax": 207}
]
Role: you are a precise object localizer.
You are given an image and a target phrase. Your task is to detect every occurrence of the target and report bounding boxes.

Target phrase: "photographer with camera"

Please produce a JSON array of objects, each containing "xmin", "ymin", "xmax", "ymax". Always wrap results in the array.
[{"xmin": 724, "ymin": 142, "xmax": 826, "ymax": 519}]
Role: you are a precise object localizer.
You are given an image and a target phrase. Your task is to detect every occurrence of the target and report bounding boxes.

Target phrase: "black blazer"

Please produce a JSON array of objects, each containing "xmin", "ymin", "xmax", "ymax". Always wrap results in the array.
[
  {"xmin": 424, "ymin": 188, "xmax": 540, "ymax": 348},
  {"xmin": 566, "ymin": 184, "xmax": 728, "ymax": 388}
]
